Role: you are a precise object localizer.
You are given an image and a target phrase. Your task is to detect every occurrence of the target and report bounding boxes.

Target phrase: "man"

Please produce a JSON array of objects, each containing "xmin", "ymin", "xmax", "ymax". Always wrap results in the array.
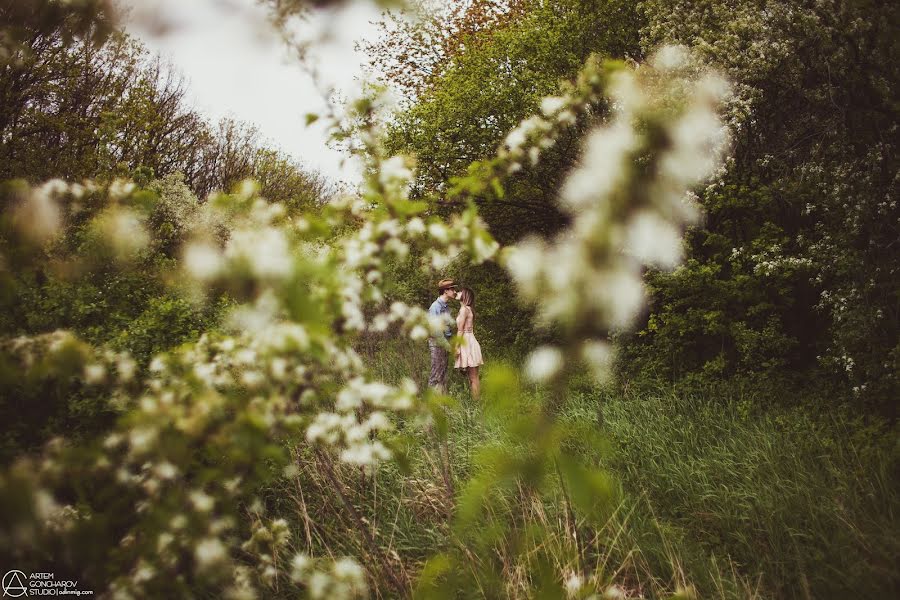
[{"xmin": 427, "ymin": 278, "xmax": 457, "ymax": 393}]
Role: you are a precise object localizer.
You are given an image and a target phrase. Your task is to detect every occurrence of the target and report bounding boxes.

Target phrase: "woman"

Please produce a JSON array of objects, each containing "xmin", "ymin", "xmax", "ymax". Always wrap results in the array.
[{"xmin": 454, "ymin": 287, "xmax": 483, "ymax": 399}]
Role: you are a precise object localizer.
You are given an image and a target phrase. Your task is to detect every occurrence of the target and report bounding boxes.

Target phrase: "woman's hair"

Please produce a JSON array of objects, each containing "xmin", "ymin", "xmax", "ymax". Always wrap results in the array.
[{"xmin": 458, "ymin": 287, "xmax": 475, "ymax": 311}]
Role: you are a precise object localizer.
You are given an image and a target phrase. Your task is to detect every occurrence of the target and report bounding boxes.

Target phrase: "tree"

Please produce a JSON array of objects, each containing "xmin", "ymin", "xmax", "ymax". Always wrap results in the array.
[
  {"xmin": 0, "ymin": 29, "xmax": 139, "ymax": 181},
  {"xmin": 0, "ymin": 0, "xmax": 115, "ymax": 65},
  {"xmin": 621, "ymin": 0, "xmax": 900, "ymax": 414},
  {"xmin": 366, "ymin": 0, "xmax": 643, "ymax": 353},
  {"xmin": 0, "ymin": 24, "xmax": 331, "ymax": 209},
  {"xmin": 362, "ymin": 0, "xmax": 529, "ymax": 100},
  {"xmin": 375, "ymin": 0, "xmax": 643, "ymax": 241}
]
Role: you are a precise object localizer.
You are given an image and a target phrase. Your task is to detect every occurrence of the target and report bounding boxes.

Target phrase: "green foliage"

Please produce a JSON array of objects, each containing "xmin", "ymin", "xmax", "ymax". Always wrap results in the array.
[
  {"xmin": 376, "ymin": 0, "xmax": 646, "ymax": 364},
  {"xmin": 600, "ymin": 386, "xmax": 899, "ymax": 599},
  {"xmin": 386, "ymin": 0, "xmax": 642, "ymax": 243},
  {"xmin": 618, "ymin": 180, "xmax": 817, "ymax": 392},
  {"xmin": 0, "ymin": 332, "xmax": 113, "ymax": 465},
  {"xmin": 632, "ymin": 0, "xmax": 900, "ymax": 415},
  {"xmin": 0, "ymin": 0, "xmax": 115, "ymax": 64},
  {"xmin": 297, "ymin": 340, "xmax": 900, "ymax": 599},
  {"xmin": 114, "ymin": 294, "xmax": 223, "ymax": 366},
  {"xmin": 0, "ymin": 176, "xmax": 226, "ymax": 461},
  {"xmin": 380, "ymin": 0, "xmax": 899, "ymax": 416},
  {"xmin": 0, "ymin": 176, "xmax": 222, "ymax": 358},
  {"xmin": 147, "ymin": 173, "xmax": 204, "ymax": 256}
]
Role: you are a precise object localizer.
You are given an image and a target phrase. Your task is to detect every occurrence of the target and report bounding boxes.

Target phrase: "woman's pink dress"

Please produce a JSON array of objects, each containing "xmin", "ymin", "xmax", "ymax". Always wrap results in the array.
[{"xmin": 455, "ymin": 306, "xmax": 483, "ymax": 369}]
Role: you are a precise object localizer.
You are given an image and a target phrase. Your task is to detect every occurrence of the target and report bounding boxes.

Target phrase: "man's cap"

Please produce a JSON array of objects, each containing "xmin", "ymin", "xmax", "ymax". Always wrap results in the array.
[{"xmin": 437, "ymin": 278, "xmax": 457, "ymax": 291}]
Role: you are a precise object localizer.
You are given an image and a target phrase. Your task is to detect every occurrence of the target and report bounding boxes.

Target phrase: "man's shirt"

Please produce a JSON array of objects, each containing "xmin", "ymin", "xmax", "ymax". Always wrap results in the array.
[{"xmin": 428, "ymin": 296, "xmax": 453, "ymax": 339}]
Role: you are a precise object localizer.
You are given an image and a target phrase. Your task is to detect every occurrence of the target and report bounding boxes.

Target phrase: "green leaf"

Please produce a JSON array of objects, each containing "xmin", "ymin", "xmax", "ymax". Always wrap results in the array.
[
  {"xmin": 557, "ymin": 453, "xmax": 619, "ymax": 526},
  {"xmin": 482, "ymin": 362, "xmax": 520, "ymax": 420},
  {"xmin": 391, "ymin": 198, "xmax": 428, "ymax": 217},
  {"xmin": 490, "ymin": 177, "xmax": 505, "ymax": 199},
  {"xmin": 414, "ymin": 553, "xmax": 455, "ymax": 600}
]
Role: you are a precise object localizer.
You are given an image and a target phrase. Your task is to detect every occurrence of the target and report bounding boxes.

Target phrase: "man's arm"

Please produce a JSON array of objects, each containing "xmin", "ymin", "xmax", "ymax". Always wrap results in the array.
[{"xmin": 444, "ymin": 304, "xmax": 455, "ymax": 337}]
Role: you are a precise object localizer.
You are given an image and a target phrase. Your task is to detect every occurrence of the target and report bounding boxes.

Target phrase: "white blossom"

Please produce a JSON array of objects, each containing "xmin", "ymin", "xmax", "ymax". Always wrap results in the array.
[
  {"xmin": 226, "ymin": 227, "xmax": 292, "ymax": 279},
  {"xmin": 117, "ymin": 355, "xmax": 137, "ymax": 382},
  {"xmin": 652, "ymin": 44, "xmax": 689, "ymax": 71},
  {"xmin": 14, "ymin": 182, "xmax": 63, "ymax": 242},
  {"xmin": 290, "ymin": 553, "xmax": 311, "ymax": 583},
  {"xmin": 541, "ymin": 96, "xmax": 567, "ymax": 116},
  {"xmin": 100, "ymin": 208, "xmax": 150, "ymax": 257},
  {"xmin": 427, "ymin": 222, "xmax": 448, "ymax": 243},
  {"xmin": 108, "ymin": 178, "xmax": 136, "ymax": 200},
  {"xmin": 333, "ymin": 557, "xmax": 365, "ymax": 584},
  {"xmin": 560, "ymin": 123, "xmax": 636, "ymax": 211},
  {"xmin": 128, "ymin": 427, "xmax": 158, "ymax": 455},
  {"xmin": 504, "ymin": 239, "xmax": 545, "ymax": 299},
  {"xmin": 591, "ymin": 270, "xmax": 645, "ymax": 329},
  {"xmin": 603, "ymin": 584, "xmax": 626, "ymax": 599},
  {"xmin": 406, "ymin": 217, "xmax": 426, "ymax": 236},
  {"xmin": 155, "ymin": 462, "xmax": 178, "ymax": 480},
  {"xmin": 379, "ymin": 156, "xmax": 413, "ymax": 192},
  {"xmin": 184, "ymin": 242, "xmax": 224, "ymax": 281},
  {"xmin": 190, "ymin": 490, "xmax": 215, "ymax": 512},
  {"xmin": 625, "ymin": 210, "xmax": 683, "ymax": 268},
  {"xmin": 194, "ymin": 538, "xmax": 228, "ymax": 571},
  {"xmin": 564, "ymin": 573, "xmax": 583, "ymax": 596},
  {"xmin": 84, "ymin": 363, "xmax": 106, "ymax": 384},
  {"xmin": 526, "ymin": 346, "xmax": 563, "ymax": 382},
  {"xmin": 582, "ymin": 340, "xmax": 614, "ymax": 382},
  {"xmin": 473, "ymin": 235, "xmax": 499, "ymax": 262},
  {"xmin": 340, "ymin": 441, "xmax": 391, "ymax": 467}
]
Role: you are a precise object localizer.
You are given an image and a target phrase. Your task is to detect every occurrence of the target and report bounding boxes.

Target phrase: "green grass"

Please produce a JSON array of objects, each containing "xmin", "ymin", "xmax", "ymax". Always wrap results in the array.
[
  {"xmin": 261, "ymin": 340, "xmax": 899, "ymax": 598},
  {"xmin": 594, "ymin": 386, "xmax": 899, "ymax": 599}
]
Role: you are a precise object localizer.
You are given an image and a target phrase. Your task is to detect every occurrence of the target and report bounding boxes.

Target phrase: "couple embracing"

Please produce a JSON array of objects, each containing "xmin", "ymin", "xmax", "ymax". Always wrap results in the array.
[{"xmin": 427, "ymin": 279, "xmax": 483, "ymax": 398}]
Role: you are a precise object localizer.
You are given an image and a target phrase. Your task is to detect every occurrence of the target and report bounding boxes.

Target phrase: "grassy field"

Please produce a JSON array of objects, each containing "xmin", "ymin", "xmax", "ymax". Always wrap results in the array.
[{"xmin": 261, "ymin": 340, "xmax": 898, "ymax": 598}]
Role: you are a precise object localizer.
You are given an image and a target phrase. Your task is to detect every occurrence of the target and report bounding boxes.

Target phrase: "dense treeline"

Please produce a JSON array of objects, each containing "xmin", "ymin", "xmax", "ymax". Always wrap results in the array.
[
  {"xmin": 0, "ymin": 8, "xmax": 332, "ymax": 459},
  {"xmin": 372, "ymin": 0, "xmax": 899, "ymax": 417},
  {"xmin": 632, "ymin": 0, "xmax": 899, "ymax": 416},
  {"xmin": 0, "ymin": 4, "xmax": 332, "ymax": 350},
  {"xmin": 0, "ymin": 17, "xmax": 330, "ymax": 206}
]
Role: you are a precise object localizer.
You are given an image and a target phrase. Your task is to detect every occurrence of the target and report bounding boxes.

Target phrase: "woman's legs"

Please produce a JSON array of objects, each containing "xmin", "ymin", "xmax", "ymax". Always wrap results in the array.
[{"xmin": 467, "ymin": 366, "xmax": 480, "ymax": 400}]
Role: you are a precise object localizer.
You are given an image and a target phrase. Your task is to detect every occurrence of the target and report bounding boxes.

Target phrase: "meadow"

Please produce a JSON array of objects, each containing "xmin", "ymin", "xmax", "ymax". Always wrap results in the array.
[{"xmin": 269, "ymin": 340, "xmax": 895, "ymax": 598}]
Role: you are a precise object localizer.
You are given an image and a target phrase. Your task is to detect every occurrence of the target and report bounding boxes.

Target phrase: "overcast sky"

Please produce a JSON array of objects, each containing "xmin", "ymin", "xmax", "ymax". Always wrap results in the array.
[{"xmin": 121, "ymin": 0, "xmax": 385, "ymax": 185}]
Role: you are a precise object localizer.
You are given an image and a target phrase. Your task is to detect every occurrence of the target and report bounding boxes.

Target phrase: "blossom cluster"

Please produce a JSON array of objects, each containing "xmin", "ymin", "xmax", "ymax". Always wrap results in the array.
[
  {"xmin": 502, "ymin": 47, "xmax": 730, "ymax": 383},
  {"xmin": 0, "ymin": 78, "xmax": 504, "ymax": 598},
  {"xmin": 736, "ymin": 243, "xmax": 814, "ymax": 277},
  {"xmin": 0, "ymin": 184, "xmax": 383, "ymax": 598},
  {"xmin": 6, "ymin": 177, "xmax": 146, "ymax": 250}
]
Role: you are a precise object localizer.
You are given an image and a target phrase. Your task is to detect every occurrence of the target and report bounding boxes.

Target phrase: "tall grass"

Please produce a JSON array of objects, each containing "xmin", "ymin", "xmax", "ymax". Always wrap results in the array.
[
  {"xmin": 259, "ymin": 340, "xmax": 898, "ymax": 598},
  {"xmin": 595, "ymin": 387, "xmax": 899, "ymax": 599}
]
